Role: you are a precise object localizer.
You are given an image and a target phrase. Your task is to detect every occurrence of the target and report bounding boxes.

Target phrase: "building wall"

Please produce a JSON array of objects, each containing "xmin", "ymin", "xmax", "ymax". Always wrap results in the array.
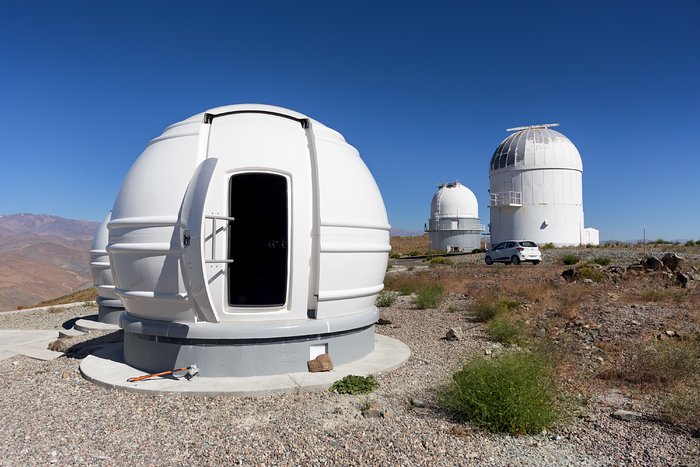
[
  {"xmin": 429, "ymin": 230, "xmax": 481, "ymax": 252},
  {"xmin": 490, "ymin": 167, "xmax": 584, "ymax": 246}
]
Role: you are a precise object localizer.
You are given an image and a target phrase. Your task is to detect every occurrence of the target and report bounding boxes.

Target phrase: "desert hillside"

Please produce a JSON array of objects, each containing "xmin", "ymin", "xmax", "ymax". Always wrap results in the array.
[{"xmin": 0, "ymin": 214, "xmax": 99, "ymax": 310}]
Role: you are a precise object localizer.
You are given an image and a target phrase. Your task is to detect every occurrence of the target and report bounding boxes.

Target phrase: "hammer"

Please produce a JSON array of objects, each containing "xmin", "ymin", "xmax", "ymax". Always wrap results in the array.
[{"xmin": 127, "ymin": 364, "xmax": 199, "ymax": 383}]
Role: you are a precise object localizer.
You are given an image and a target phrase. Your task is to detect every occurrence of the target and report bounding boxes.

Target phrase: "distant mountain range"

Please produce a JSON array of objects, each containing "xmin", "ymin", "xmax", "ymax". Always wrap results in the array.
[{"xmin": 0, "ymin": 214, "xmax": 99, "ymax": 311}]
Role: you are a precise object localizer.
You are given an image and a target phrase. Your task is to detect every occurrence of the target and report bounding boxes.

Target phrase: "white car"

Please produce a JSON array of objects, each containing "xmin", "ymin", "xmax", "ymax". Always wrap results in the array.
[{"xmin": 485, "ymin": 240, "xmax": 542, "ymax": 265}]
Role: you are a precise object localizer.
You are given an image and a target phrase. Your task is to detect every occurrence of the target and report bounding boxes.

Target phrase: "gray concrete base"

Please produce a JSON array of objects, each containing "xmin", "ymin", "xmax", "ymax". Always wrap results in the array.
[
  {"xmin": 80, "ymin": 334, "xmax": 410, "ymax": 396},
  {"xmin": 74, "ymin": 318, "xmax": 121, "ymax": 333},
  {"xmin": 97, "ymin": 305, "xmax": 124, "ymax": 325}
]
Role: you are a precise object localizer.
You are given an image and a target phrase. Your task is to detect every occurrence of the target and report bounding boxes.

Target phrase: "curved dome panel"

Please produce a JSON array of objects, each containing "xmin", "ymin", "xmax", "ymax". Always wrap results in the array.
[
  {"xmin": 430, "ymin": 182, "xmax": 479, "ymax": 219},
  {"xmin": 490, "ymin": 127, "xmax": 582, "ymax": 172}
]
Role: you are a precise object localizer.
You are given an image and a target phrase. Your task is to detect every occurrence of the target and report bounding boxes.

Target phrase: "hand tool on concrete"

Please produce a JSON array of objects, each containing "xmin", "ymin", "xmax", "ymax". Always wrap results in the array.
[{"xmin": 127, "ymin": 364, "xmax": 199, "ymax": 382}]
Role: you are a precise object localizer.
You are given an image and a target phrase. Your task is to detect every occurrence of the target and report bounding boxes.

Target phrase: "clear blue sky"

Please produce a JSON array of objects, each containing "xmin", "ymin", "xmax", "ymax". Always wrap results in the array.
[{"xmin": 1, "ymin": 1, "xmax": 698, "ymax": 241}]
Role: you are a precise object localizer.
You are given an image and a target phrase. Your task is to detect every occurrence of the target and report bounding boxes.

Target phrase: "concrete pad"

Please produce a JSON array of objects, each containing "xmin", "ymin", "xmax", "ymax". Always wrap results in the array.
[
  {"xmin": 59, "ymin": 328, "xmax": 85, "ymax": 338},
  {"xmin": 74, "ymin": 318, "xmax": 120, "ymax": 333},
  {"xmin": 0, "ymin": 330, "xmax": 63, "ymax": 361},
  {"xmin": 80, "ymin": 334, "xmax": 411, "ymax": 396}
]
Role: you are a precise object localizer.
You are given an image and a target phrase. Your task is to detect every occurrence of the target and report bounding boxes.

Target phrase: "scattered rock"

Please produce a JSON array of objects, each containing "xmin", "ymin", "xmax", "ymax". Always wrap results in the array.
[
  {"xmin": 449, "ymin": 425, "xmax": 472, "ymax": 437},
  {"xmin": 676, "ymin": 272, "xmax": 689, "ymax": 287},
  {"xmin": 410, "ymin": 397, "xmax": 428, "ymax": 408},
  {"xmin": 641, "ymin": 256, "xmax": 664, "ymax": 271},
  {"xmin": 611, "ymin": 409, "xmax": 642, "ymax": 422},
  {"xmin": 61, "ymin": 371, "xmax": 71, "ymax": 380},
  {"xmin": 307, "ymin": 354, "xmax": 333, "ymax": 372},
  {"xmin": 47, "ymin": 339, "xmax": 70, "ymax": 353},
  {"xmin": 445, "ymin": 328, "xmax": 463, "ymax": 341},
  {"xmin": 661, "ymin": 253, "xmax": 684, "ymax": 272},
  {"xmin": 562, "ymin": 268, "xmax": 577, "ymax": 282},
  {"xmin": 362, "ymin": 400, "xmax": 383, "ymax": 418},
  {"xmin": 627, "ymin": 264, "xmax": 644, "ymax": 272},
  {"xmin": 377, "ymin": 318, "xmax": 392, "ymax": 325},
  {"xmin": 583, "ymin": 278, "xmax": 594, "ymax": 284},
  {"xmin": 534, "ymin": 328, "xmax": 547, "ymax": 338}
]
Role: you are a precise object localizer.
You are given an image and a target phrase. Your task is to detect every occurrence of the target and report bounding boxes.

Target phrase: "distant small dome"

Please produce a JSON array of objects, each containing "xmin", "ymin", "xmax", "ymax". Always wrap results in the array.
[
  {"xmin": 490, "ymin": 126, "xmax": 582, "ymax": 172},
  {"xmin": 430, "ymin": 182, "xmax": 479, "ymax": 219}
]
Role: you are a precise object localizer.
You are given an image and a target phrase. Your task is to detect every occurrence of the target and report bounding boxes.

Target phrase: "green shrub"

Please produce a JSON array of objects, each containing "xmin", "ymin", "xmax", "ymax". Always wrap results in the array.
[
  {"xmin": 329, "ymin": 375, "xmax": 378, "ymax": 394},
  {"xmin": 376, "ymin": 291, "xmax": 397, "ymax": 308},
  {"xmin": 592, "ymin": 256, "xmax": 611, "ymax": 266},
  {"xmin": 413, "ymin": 283, "xmax": 445, "ymax": 309},
  {"xmin": 389, "ymin": 252, "xmax": 401, "ymax": 259},
  {"xmin": 472, "ymin": 298, "xmax": 520, "ymax": 322},
  {"xmin": 541, "ymin": 242, "xmax": 556, "ymax": 250},
  {"xmin": 487, "ymin": 318, "xmax": 526, "ymax": 345},
  {"xmin": 639, "ymin": 288, "xmax": 686, "ymax": 304},
  {"xmin": 439, "ymin": 351, "xmax": 561, "ymax": 434},
  {"xmin": 664, "ymin": 387, "xmax": 700, "ymax": 432},
  {"xmin": 577, "ymin": 267, "xmax": 606, "ymax": 283},
  {"xmin": 429, "ymin": 256, "xmax": 453, "ymax": 265},
  {"xmin": 561, "ymin": 254, "xmax": 580, "ymax": 265},
  {"xmin": 407, "ymin": 250, "xmax": 421, "ymax": 257}
]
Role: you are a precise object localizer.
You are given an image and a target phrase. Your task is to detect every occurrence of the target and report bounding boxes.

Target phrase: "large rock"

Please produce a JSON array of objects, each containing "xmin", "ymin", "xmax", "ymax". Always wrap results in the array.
[
  {"xmin": 562, "ymin": 268, "xmax": 577, "ymax": 282},
  {"xmin": 662, "ymin": 253, "xmax": 684, "ymax": 272},
  {"xmin": 307, "ymin": 354, "xmax": 333, "ymax": 372},
  {"xmin": 676, "ymin": 272, "xmax": 689, "ymax": 288},
  {"xmin": 611, "ymin": 409, "xmax": 642, "ymax": 422},
  {"xmin": 445, "ymin": 328, "xmax": 463, "ymax": 341},
  {"xmin": 641, "ymin": 256, "xmax": 664, "ymax": 271}
]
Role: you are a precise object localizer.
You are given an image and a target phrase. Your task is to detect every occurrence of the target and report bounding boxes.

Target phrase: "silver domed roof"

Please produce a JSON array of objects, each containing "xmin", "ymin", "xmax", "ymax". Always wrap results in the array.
[{"xmin": 490, "ymin": 126, "xmax": 582, "ymax": 172}]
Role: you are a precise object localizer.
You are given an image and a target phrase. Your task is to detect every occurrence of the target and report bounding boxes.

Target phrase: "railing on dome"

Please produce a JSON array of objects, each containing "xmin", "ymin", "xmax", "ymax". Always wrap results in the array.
[{"xmin": 490, "ymin": 191, "xmax": 522, "ymax": 207}]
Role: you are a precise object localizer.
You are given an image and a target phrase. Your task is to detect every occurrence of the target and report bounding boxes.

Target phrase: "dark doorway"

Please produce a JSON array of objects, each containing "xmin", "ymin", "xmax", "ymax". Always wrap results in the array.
[{"xmin": 228, "ymin": 173, "xmax": 288, "ymax": 306}]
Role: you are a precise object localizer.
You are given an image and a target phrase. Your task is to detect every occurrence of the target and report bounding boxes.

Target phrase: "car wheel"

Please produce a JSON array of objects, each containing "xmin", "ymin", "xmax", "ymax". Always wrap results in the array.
[
  {"xmin": 533, "ymin": 260, "xmax": 540, "ymax": 265},
  {"xmin": 485, "ymin": 256, "xmax": 494, "ymax": 265},
  {"xmin": 511, "ymin": 255, "xmax": 521, "ymax": 265}
]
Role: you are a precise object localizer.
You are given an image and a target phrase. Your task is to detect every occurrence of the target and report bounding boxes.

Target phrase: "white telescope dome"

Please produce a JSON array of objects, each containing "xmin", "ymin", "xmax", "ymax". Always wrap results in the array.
[
  {"xmin": 490, "ymin": 126, "xmax": 582, "ymax": 173},
  {"xmin": 426, "ymin": 182, "xmax": 482, "ymax": 252},
  {"xmin": 430, "ymin": 182, "xmax": 479, "ymax": 219},
  {"xmin": 89, "ymin": 210, "xmax": 124, "ymax": 324},
  {"xmin": 488, "ymin": 124, "xmax": 597, "ymax": 246},
  {"xmin": 108, "ymin": 104, "xmax": 391, "ymax": 377}
]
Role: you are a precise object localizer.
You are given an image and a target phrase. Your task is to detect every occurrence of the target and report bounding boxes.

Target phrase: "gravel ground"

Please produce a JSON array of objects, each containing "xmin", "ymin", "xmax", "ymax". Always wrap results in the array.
[{"xmin": 1, "ymin": 253, "xmax": 699, "ymax": 465}]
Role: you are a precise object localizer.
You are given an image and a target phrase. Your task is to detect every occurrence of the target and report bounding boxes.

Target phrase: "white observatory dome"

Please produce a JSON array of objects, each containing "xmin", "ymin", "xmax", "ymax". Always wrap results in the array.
[
  {"xmin": 430, "ymin": 182, "xmax": 479, "ymax": 219},
  {"xmin": 108, "ymin": 104, "xmax": 391, "ymax": 377},
  {"xmin": 490, "ymin": 126, "xmax": 582, "ymax": 172},
  {"xmin": 89, "ymin": 210, "xmax": 124, "ymax": 324},
  {"xmin": 426, "ymin": 182, "xmax": 482, "ymax": 252},
  {"xmin": 488, "ymin": 124, "xmax": 597, "ymax": 246}
]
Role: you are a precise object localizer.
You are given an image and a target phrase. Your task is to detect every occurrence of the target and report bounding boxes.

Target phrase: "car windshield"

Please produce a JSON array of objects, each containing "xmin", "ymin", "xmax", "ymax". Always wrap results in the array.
[{"xmin": 519, "ymin": 241, "xmax": 537, "ymax": 247}]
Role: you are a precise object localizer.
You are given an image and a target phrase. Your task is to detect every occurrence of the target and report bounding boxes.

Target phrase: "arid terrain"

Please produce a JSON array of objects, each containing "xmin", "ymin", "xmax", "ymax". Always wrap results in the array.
[
  {"xmin": 0, "ymin": 243, "xmax": 698, "ymax": 465},
  {"xmin": 0, "ymin": 214, "xmax": 98, "ymax": 310}
]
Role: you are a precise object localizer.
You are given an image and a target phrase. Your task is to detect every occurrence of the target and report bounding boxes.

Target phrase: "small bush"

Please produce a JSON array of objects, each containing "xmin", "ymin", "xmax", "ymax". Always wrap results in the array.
[
  {"xmin": 376, "ymin": 291, "xmax": 397, "ymax": 308},
  {"xmin": 47, "ymin": 307, "xmax": 65, "ymax": 314},
  {"xmin": 684, "ymin": 240, "xmax": 695, "ymax": 247},
  {"xmin": 541, "ymin": 242, "xmax": 556, "ymax": 250},
  {"xmin": 664, "ymin": 387, "xmax": 700, "ymax": 432},
  {"xmin": 472, "ymin": 298, "xmax": 520, "ymax": 322},
  {"xmin": 407, "ymin": 250, "xmax": 421, "ymax": 257},
  {"xmin": 414, "ymin": 283, "xmax": 445, "ymax": 309},
  {"xmin": 439, "ymin": 351, "xmax": 561, "ymax": 434},
  {"xmin": 389, "ymin": 252, "xmax": 401, "ymax": 259},
  {"xmin": 639, "ymin": 288, "xmax": 686, "ymax": 304},
  {"xmin": 487, "ymin": 318, "xmax": 526, "ymax": 345},
  {"xmin": 384, "ymin": 272, "xmax": 433, "ymax": 295},
  {"xmin": 577, "ymin": 267, "xmax": 606, "ymax": 283},
  {"xmin": 592, "ymin": 256, "xmax": 611, "ymax": 266},
  {"xmin": 429, "ymin": 256, "xmax": 453, "ymax": 265},
  {"xmin": 601, "ymin": 340, "xmax": 700, "ymax": 386},
  {"xmin": 561, "ymin": 254, "xmax": 580, "ymax": 265},
  {"xmin": 329, "ymin": 375, "xmax": 378, "ymax": 394}
]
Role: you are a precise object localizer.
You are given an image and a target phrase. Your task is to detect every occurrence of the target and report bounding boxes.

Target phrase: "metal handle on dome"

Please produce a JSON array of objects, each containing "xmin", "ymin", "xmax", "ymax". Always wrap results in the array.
[{"xmin": 205, "ymin": 215, "xmax": 235, "ymax": 264}]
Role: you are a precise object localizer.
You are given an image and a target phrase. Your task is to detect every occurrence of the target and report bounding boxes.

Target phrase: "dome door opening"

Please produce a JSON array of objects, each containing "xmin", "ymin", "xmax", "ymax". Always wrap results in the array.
[{"xmin": 228, "ymin": 172, "xmax": 288, "ymax": 307}]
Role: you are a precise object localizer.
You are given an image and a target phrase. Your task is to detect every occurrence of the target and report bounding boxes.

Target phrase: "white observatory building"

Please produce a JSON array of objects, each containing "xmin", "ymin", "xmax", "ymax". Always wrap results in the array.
[
  {"xmin": 89, "ymin": 210, "xmax": 124, "ymax": 324},
  {"xmin": 426, "ymin": 182, "xmax": 482, "ymax": 252},
  {"xmin": 107, "ymin": 104, "xmax": 391, "ymax": 377},
  {"xmin": 488, "ymin": 124, "xmax": 599, "ymax": 246}
]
